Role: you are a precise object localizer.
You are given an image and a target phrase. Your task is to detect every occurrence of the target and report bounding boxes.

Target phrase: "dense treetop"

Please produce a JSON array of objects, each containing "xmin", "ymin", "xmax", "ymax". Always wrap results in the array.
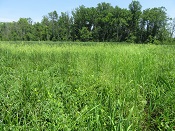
[{"xmin": 0, "ymin": 1, "xmax": 175, "ymax": 43}]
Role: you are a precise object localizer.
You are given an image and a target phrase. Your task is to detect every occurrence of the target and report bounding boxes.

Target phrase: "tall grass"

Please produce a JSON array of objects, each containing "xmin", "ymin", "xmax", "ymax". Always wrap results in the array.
[{"xmin": 0, "ymin": 41, "xmax": 175, "ymax": 130}]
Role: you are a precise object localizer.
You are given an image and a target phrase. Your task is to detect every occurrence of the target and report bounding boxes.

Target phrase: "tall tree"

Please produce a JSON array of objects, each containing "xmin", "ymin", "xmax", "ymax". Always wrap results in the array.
[
  {"xmin": 169, "ymin": 18, "xmax": 175, "ymax": 38},
  {"xmin": 41, "ymin": 16, "xmax": 50, "ymax": 41},
  {"xmin": 141, "ymin": 7, "xmax": 168, "ymax": 42},
  {"xmin": 0, "ymin": 23, "xmax": 12, "ymax": 40},
  {"xmin": 95, "ymin": 2, "xmax": 114, "ymax": 41},
  {"xmin": 32, "ymin": 22, "xmax": 43, "ymax": 41},
  {"xmin": 58, "ymin": 12, "xmax": 72, "ymax": 41},
  {"xmin": 128, "ymin": 0, "xmax": 142, "ymax": 42},
  {"xmin": 111, "ymin": 6, "xmax": 131, "ymax": 42},
  {"xmin": 0, "ymin": 2, "xmax": 171, "ymax": 43},
  {"xmin": 17, "ymin": 18, "xmax": 33, "ymax": 40},
  {"xmin": 48, "ymin": 11, "xmax": 59, "ymax": 41},
  {"xmin": 72, "ymin": 5, "xmax": 93, "ymax": 41}
]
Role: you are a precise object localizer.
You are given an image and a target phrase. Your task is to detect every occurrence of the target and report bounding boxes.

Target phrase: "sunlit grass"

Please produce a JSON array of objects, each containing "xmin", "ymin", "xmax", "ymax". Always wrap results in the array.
[{"xmin": 0, "ymin": 41, "xmax": 175, "ymax": 130}]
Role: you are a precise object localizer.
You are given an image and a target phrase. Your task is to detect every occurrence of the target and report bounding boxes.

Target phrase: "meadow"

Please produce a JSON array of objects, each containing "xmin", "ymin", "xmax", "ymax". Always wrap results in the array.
[{"xmin": 0, "ymin": 41, "xmax": 175, "ymax": 130}]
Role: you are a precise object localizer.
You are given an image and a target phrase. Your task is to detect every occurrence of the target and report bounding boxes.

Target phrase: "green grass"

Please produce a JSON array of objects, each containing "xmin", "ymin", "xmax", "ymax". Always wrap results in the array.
[{"xmin": 0, "ymin": 41, "xmax": 175, "ymax": 130}]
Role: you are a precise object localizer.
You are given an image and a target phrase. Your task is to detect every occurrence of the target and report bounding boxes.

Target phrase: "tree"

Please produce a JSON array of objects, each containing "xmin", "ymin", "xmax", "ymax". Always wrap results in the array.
[
  {"xmin": 0, "ymin": 2, "xmax": 171, "ymax": 43},
  {"xmin": 0, "ymin": 23, "xmax": 11, "ymax": 40},
  {"xmin": 72, "ymin": 5, "xmax": 92, "ymax": 41},
  {"xmin": 128, "ymin": 0, "xmax": 142, "ymax": 42},
  {"xmin": 111, "ymin": 6, "xmax": 131, "ymax": 42},
  {"xmin": 58, "ymin": 12, "xmax": 72, "ymax": 41},
  {"xmin": 95, "ymin": 2, "xmax": 114, "ymax": 41},
  {"xmin": 169, "ymin": 18, "xmax": 175, "ymax": 38},
  {"xmin": 80, "ymin": 27, "xmax": 92, "ymax": 41},
  {"xmin": 10, "ymin": 22, "xmax": 21, "ymax": 41},
  {"xmin": 33, "ymin": 22, "xmax": 43, "ymax": 41},
  {"xmin": 141, "ymin": 7, "xmax": 168, "ymax": 43},
  {"xmin": 48, "ymin": 11, "xmax": 59, "ymax": 41},
  {"xmin": 41, "ymin": 16, "xmax": 50, "ymax": 41},
  {"xmin": 17, "ymin": 18, "xmax": 33, "ymax": 40}
]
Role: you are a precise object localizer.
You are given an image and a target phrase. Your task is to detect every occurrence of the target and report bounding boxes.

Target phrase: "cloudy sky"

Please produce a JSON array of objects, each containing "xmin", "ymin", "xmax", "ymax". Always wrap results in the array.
[{"xmin": 0, "ymin": 0, "xmax": 174, "ymax": 22}]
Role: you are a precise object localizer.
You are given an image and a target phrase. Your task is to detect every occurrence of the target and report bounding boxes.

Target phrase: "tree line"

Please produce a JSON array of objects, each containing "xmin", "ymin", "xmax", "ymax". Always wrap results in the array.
[{"xmin": 0, "ymin": 1, "xmax": 175, "ymax": 43}]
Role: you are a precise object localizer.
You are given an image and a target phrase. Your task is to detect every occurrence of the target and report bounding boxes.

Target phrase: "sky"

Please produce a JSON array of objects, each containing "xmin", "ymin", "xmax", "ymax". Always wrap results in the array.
[{"xmin": 0, "ymin": 0, "xmax": 175, "ymax": 22}]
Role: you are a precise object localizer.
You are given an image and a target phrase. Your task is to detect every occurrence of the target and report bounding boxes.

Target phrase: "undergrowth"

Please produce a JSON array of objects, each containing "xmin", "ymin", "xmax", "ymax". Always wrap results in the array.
[{"xmin": 0, "ymin": 41, "xmax": 175, "ymax": 130}]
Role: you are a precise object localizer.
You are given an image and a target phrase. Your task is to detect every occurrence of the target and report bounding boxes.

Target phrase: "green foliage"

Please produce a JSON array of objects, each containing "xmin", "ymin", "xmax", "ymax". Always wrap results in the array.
[
  {"xmin": 129, "ymin": 0, "xmax": 142, "ymax": 34},
  {"xmin": 0, "ymin": 2, "xmax": 172, "ymax": 43},
  {"xmin": 153, "ymin": 39, "xmax": 161, "ymax": 45},
  {"xmin": 79, "ymin": 27, "xmax": 92, "ymax": 42},
  {"xmin": 57, "ymin": 12, "xmax": 72, "ymax": 41},
  {"xmin": 48, "ymin": 11, "xmax": 59, "ymax": 41},
  {"xmin": 126, "ymin": 34, "xmax": 137, "ymax": 43},
  {"xmin": 0, "ymin": 41, "xmax": 175, "ymax": 130},
  {"xmin": 141, "ymin": 7, "xmax": 168, "ymax": 42}
]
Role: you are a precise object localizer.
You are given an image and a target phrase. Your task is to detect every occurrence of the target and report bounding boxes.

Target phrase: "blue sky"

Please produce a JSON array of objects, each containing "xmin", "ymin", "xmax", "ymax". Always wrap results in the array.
[{"xmin": 0, "ymin": 0, "xmax": 175, "ymax": 22}]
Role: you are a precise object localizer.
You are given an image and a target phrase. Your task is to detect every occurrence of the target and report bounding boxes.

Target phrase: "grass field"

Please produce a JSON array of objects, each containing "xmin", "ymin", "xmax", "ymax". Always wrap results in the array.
[{"xmin": 0, "ymin": 41, "xmax": 175, "ymax": 130}]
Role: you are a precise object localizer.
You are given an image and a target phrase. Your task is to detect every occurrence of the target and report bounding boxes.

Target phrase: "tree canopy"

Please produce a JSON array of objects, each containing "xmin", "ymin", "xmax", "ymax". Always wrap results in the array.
[{"xmin": 0, "ymin": 1, "xmax": 174, "ymax": 43}]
